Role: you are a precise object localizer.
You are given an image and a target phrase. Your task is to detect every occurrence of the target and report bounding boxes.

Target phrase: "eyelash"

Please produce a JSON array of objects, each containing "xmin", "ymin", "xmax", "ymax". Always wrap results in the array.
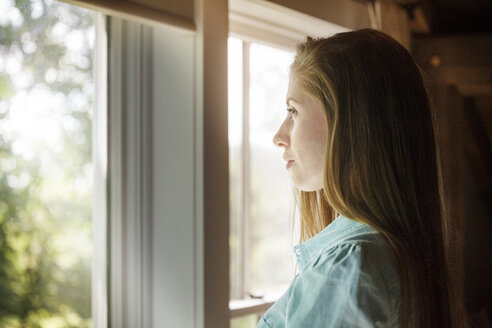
[{"xmin": 287, "ymin": 108, "xmax": 297, "ymax": 117}]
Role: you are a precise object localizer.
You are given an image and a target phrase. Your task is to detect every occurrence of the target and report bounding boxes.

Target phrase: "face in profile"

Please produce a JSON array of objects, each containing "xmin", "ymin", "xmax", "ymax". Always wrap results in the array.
[{"xmin": 273, "ymin": 74, "xmax": 328, "ymax": 192}]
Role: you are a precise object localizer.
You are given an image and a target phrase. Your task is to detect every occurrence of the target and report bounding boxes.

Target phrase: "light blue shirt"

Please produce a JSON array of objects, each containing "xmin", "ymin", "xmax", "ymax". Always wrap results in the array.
[{"xmin": 257, "ymin": 215, "xmax": 401, "ymax": 328}]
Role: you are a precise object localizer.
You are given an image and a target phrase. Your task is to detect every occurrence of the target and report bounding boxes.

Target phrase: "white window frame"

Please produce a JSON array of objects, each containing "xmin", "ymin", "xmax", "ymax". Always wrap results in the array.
[
  {"xmin": 229, "ymin": 0, "xmax": 349, "ymax": 51},
  {"xmin": 92, "ymin": 12, "xmax": 109, "ymax": 328},
  {"xmin": 105, "ymin": 16, "xmax": 206, "ymax": 328},
  {"xmin": 93, "ymin": 14, "xmax": 156, "ymax": 328},
  {"xmin": 89, "ymin": 0, "xmax": 230, "ymax": 327},
  {"xmin": 106, "ymin": 17, "xmax": 155, "ymax": 328},
  {"xmin": 92, "ymin": 12, "xmax": 209, "ymax": 328},
  {"xmin": 228, "ymin": 0, "xmax": 349, "ymax": 320}
]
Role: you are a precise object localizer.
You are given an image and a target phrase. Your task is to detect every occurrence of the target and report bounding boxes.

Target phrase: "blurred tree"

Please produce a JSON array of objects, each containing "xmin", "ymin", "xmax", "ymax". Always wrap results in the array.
[{"xmin": 0, "ymin": 0, "xmax": 93, "ymax": 327}]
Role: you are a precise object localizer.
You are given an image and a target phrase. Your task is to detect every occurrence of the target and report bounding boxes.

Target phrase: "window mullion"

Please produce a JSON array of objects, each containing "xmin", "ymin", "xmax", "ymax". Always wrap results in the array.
[
  {"xmin": 108, "ymin": 17, "xmax": 153, "ymax": 328},
  {"xmin": 241, "ymin": 41, "xmax": 251, "ymax": 300},
  {"xmin": 92, "ymin": 12, "xmax": 109, "ymax": 328}
]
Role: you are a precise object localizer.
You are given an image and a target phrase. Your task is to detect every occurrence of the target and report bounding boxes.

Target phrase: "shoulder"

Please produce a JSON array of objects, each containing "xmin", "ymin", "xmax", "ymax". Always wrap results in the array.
[
  {"xmin": 298, "ymin": 233, "xmax": 398, "ymax": 284},
  {"xmin": 286, "ymin": 237, "xmax": 400, "ymax": 326},
  {"xmin": 305, "ymin": 228, "xmax": 400, "ymax": 298},
  {"xmin": 319, "ymin": 227, "xmax": 398, "ymax": 274},
  {"xmin": 260, "ymin": 221, "xmax": 402, "ymax": 327}
]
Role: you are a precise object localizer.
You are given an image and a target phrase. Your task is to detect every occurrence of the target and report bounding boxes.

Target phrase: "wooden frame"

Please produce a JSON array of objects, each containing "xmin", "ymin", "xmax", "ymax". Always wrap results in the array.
[
  {"xmin": 196, "ymin": 0, "xmax": 230, "ymax": 326},
  {"xmin": 61, "ymin": 0, "xmax": 195, "ymax": 32}
]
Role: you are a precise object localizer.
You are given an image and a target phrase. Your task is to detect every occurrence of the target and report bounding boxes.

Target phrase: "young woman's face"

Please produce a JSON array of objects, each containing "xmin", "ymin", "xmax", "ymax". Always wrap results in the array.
[{"xmin": 273, "ymin": 74, "xmax": 328, "ymax": 192}]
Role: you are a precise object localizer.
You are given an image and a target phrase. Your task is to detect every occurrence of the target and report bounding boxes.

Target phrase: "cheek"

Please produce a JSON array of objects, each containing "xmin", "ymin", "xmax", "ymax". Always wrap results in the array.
[
  {"xmin": 293, "ymin": 120, "xmax": 327, "ymax": 168},
  {"xmin": 310, "ymin": 115, "xmax": 328, "ymax": 162},
  {"xmin": 290, "ymin": 121, "xmax": 327, "ymax": 191},
  {"xmin": 307, "ymin": 135, "xmax": 326, "ymax": 171}
]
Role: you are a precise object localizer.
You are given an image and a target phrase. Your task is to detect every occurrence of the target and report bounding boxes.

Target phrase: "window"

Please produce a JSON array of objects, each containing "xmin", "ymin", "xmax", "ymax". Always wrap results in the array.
[
  {"xmin": 228, "ymin": 37, "xmax": 297, "ymax": 327},
  {"xmin": 228, "ymin": 2, "xmax": 347, "ymax": 325},
  {"xmin": 0, "ymin": 0, "xmax": 96, "ymax": 326}
]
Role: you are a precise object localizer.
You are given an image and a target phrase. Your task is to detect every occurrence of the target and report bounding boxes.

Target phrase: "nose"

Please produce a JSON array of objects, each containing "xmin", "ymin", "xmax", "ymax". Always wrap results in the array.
[{"xmin": 273, "ymin": 120, "xmax": 290, "ymax": 148}]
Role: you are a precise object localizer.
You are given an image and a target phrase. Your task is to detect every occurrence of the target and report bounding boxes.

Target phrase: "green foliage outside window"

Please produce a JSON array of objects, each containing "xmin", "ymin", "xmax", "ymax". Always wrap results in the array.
[{"xmin": 0, "ymin": 0, "xmax": 94, "ymax": 327}]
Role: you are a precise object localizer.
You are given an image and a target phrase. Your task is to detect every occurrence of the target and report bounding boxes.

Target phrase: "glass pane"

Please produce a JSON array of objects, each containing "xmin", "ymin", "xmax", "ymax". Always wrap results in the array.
[
  {"xmin": 0, "ymin": 0, "xmax": 94, "ymax": 326},
  {"xmin": 228, "ymin": 37, "xmax": 243, "ymax": 300},
  {"xmin": 231, "ymin": 314, "xmax": 259, "ymax": 328},
  {"xmin": 249, "ymin": 43, "xmax": 295, "ymax": 295}
]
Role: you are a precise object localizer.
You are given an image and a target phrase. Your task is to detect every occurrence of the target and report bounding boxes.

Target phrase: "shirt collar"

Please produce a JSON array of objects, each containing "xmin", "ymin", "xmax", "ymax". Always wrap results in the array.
[{"xmin": 293, "ymin": 215, "xmax": 368, "ymax": 272}]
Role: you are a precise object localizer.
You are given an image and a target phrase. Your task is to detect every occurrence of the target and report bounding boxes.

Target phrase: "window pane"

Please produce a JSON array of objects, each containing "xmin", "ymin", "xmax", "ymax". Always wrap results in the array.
[
  {"xmin": 0, "ymin": 0, "xmax": 94, "ymax": 326},
  {"xmin": 249, "ymin": 43, "xmax": 295, "ymax": 295},
  {"xmin": 231, "ymin": 314, "xmax": 259, "ymax": 328}
]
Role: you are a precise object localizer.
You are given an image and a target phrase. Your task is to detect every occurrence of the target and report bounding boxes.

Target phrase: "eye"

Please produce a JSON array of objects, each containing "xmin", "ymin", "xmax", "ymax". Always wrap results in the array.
[{"xmin": 286, "ymin": 108, "xmax": 297, "ymax": 117}]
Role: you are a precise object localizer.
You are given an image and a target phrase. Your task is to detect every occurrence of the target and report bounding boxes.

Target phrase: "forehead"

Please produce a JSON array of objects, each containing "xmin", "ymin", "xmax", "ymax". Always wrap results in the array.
[
  {"xmin": 286, "ymin": 75, "xmax": 316, "ymax": 107},
  {"xmin": 286, "ymin": 75, "xmax": 303, "ymax": 103}
]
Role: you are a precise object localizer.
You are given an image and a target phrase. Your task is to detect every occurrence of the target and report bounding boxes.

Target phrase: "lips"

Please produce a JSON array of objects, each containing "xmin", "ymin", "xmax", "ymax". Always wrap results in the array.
[{"xmin": 283, "ymin": 154, "xmax": 295, "ymax": 169}]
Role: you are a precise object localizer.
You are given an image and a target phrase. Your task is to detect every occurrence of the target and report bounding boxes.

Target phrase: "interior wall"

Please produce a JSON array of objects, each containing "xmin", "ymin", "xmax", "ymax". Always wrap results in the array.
[
  {"xmin": 463, "ymin": 164, "xmax": 492, "ymax": 314},
  {"xmin": 414, "ymin": 34, "xmax": 492, "ymax": 323},
  {"xmin": 379, "ymin": 0, "xmax": 410, "ymax": 50}
]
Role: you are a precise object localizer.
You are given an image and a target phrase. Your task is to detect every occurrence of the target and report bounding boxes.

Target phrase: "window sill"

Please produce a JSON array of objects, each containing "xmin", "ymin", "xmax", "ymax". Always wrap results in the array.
[{"xmin": 229, "ymin": 293, "xmax": 282, "ymax": 318}]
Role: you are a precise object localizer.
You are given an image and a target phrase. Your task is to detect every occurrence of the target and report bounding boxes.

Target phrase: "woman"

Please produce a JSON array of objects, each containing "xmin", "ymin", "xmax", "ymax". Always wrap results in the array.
[{"xmin": 258, "ymin": 29, "xmax": 467, "ymax": 328}]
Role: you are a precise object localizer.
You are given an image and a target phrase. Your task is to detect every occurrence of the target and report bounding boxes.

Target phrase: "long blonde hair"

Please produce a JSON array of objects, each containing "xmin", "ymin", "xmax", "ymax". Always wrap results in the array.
[{"xmin": 291, "ymin": 29, "xmax": 467, "ymax": 328}]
